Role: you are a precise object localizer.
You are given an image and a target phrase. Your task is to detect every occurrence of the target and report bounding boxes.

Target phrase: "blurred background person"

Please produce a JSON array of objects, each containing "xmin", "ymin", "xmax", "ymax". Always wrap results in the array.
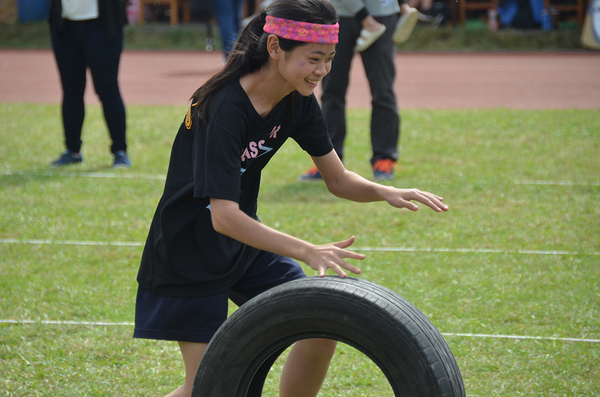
[
  {"xmin": 49, "ymin": 0, "xmax": 131, "ymax": 168},
  {"xmin": 211, "ymin": 0, "xmax": 244, "ymax": 60},
  {"xmin": 300, "ymin": 0, "xmax": 411, "ymax": 181}
]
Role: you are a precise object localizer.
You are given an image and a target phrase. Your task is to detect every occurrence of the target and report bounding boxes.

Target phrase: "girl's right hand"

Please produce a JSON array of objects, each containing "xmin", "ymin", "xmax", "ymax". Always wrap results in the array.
[{"xmin": 304, "ymin": 236, "xmax": 364, "ymax": 278}]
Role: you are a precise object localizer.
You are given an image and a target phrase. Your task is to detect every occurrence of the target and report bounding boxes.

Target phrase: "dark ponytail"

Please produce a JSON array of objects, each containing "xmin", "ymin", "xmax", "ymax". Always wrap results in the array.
[{"xmin": 190, "ymin": 0, "xmax": 338, "ymax": 123}]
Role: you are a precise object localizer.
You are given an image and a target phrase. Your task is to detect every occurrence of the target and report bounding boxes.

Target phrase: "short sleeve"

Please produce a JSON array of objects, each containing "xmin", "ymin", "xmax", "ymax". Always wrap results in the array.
[
  {"xmin": 192, "ymin": 120, "xmax": 244, "ymax": 203},
  {"xmin": 291, "ymin": 94, "xmax": 334, "ymax": 157}
]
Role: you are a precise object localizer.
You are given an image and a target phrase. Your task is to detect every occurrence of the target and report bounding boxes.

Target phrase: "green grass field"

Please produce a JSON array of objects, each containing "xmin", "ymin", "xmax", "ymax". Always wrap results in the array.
[{"xmin": 1, "ymin": 103, "xmax": 599, "ymax": 396}]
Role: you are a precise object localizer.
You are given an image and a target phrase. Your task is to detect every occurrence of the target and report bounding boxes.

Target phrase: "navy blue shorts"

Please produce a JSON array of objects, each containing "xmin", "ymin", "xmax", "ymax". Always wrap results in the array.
[{"xmin": 133, "ymin": 251, "xmax": 306, "ymax": 343}]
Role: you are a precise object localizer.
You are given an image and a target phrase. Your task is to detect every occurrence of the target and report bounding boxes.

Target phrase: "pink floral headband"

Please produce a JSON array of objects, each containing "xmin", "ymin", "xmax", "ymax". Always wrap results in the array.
[{"xmin": 263, "ymin": 15, "xmax": 339, "ymax": 44}]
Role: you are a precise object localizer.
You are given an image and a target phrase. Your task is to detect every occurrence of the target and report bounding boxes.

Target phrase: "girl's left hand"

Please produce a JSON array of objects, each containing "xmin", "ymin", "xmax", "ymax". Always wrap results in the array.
[{"xmin": 382, "ymin": 188, "xmax": 448, "ymax": 212}]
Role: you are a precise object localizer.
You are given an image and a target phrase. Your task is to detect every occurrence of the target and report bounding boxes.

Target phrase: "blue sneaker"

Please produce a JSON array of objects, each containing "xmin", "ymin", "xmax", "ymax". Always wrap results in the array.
[
  {"xmin": 298, "ymin": 166, "xmax": 322, "ymax": 182},
  {"xmin": 113, "ymin": 150, "xmax": 131, "ymax": 168},
  {"xmin": 50, "ymin": 150, "xmax": 83, "ymax": 167}
]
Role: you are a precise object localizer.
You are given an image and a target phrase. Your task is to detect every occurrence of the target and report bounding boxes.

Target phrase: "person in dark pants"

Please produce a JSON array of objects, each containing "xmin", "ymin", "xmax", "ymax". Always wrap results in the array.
[
  {"xmin": 211, "ymin": 0, "xmax": 244, "ymax": 59},
  {"xmin": 300, "ymin": 0, "xmax": 408, "ymax": 181},
  {"xmin": 49, "ymin": 0, "xmax": 131, "ymax": 168}
]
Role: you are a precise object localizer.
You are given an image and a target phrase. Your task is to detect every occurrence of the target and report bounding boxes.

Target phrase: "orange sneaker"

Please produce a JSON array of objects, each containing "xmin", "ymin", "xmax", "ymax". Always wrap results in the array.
[
  {"xmin": 373, "ymin": 159, "xmax": 397, "ymax": 181},
  {"xmin": 298, "ymin": 166, "xmax": 322, "ymax": 182}
]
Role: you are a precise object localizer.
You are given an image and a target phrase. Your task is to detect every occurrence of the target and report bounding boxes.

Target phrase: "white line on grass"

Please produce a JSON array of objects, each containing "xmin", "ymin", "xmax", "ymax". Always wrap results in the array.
[
  {"xmin": 2, "ymin": 320, "xmax": 598, "ymax": 343},
  {"xmin": 0, "ymin": 238, "xmax": 143, "ymax": 247},
  {"xmin": 0, "ymin": 170, "xmax": 165, "ymax": 180},
  {"xmin": 440, "ymin": 332, "xmax": 600, "ymax": 343},
  {"xmin": 1, "ymin": 319, "xmax": 135, "ymax": 326},
  {"xmin": 3, "ymin": 171, "xmax": 599, "ymax": 187},
  {"xmin": 515, "ymin": 180, "xmax": 600, "ymax": 186},
  {"xmin": 357, "ymin": 247, "xmax": 600, "ymax": 256},
  {"xmin": 1, "ymin": 239, "xmax": 598, "ymax": 256}
]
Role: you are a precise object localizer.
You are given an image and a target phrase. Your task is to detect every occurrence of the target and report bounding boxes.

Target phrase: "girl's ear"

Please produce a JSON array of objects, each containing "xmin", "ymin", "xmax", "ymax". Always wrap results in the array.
[{"xmin": 266, "ymin": 34, "xmax": 281, "ymax": 60}]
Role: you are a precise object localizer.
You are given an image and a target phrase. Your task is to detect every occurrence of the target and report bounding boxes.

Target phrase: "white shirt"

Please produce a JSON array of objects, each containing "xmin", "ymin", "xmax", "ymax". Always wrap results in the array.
[{"xmin": 61, "ymin": 0, "xmax": 99, "ymax": 20}]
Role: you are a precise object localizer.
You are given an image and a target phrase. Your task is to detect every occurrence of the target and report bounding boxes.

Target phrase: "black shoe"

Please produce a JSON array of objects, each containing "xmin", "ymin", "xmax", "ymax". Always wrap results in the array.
[
  {"xmin": 50, "ymin": 150, "xmax": 83, "ymax": 167},
  {"xmin": 113, "ymin": 150, "xmax": 131, "ymax": 168}
]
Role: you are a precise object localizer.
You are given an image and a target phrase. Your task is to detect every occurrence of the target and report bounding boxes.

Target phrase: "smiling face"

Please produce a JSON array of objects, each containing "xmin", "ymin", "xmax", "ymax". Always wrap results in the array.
[{"xmin": 276, "ymin": 43, "xmax": 336, "ymax": 96}]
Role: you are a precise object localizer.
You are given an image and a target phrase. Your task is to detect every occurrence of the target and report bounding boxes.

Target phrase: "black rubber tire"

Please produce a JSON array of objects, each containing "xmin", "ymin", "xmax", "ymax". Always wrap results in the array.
[{"xmin": 192, "ymin": 276, "xmax": 465, "ymax": 397}]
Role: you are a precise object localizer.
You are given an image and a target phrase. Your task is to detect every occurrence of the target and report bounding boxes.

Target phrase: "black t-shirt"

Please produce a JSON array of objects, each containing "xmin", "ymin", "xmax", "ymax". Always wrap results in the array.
[{"xmin": 137, "ymin": 81, "xmax": 333, "ymax": 297}]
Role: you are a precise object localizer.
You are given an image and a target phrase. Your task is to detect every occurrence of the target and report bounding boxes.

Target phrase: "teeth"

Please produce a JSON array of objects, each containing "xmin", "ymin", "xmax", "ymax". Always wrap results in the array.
[{"xmin": 306, "ymin": 78, "xmax": 318, "ymax": 84}]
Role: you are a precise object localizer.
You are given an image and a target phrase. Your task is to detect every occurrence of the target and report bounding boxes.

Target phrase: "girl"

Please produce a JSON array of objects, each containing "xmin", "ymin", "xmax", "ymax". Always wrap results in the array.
[{"xmin": 134, "ymin": 0, "xmax": 448, "ymax": 396}]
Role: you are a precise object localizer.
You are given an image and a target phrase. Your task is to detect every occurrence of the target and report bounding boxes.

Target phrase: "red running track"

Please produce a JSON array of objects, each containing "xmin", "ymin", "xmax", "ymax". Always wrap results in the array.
[{"xmin": 1, "ymin": 49, "xmax": 599, "ymax": 109}]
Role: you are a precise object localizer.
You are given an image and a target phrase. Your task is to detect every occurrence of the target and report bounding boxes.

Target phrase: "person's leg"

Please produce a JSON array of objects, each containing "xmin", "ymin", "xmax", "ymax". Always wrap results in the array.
[
  {"xmin": 233, "ymin": 0, "xmax": 244, "ymax": 29},
  {"xmin": 410, "ymin": 0, "xmax": 434, "ymax": 11},
  {"xmin": 51, "ymin": 20, "xmax": 87, "ymax": 154},
  {"xmin": 211, "ymin": 0, "xmax": 243, "ymax": 57},
  {"xmin": 360, "ymin": 15, "xmax": 401, "ymax": 165},
  {"xmin": 422, "ymin": 0, "xmax": 434, "ymax": 10},
  {"xmin": 320, "ymin": 17, "xmax": 359, "ymax": 160},
  {"xmin": 84, "ymin": 21, "xmax": 127, "ymax": 154},
  {"xmin": 279, "ymin": 338, "xmax": 338, "ymax": 397},
  {"xmin": 164, "ymin": 342, "xmax": 208, "ymax": 397},
  {"xmin": 133, "ymin": 285, "xmax": 229, "ymax": 397},
  {"xmin": 230, "ymin": 252, "xmax": 336, "ymax": 397}
]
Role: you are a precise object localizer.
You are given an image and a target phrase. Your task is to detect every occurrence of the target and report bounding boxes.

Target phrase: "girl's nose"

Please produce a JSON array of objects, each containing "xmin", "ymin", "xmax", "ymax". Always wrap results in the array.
[{"xmin": 315, "ymin": 61, "xmax": 329, "ymax": 76}]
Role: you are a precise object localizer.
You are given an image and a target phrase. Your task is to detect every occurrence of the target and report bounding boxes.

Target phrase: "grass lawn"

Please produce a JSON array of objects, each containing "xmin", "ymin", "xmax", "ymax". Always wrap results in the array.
[{"xmin": 0, "ymin": 103, "xmax": 599, "ymax": 396}]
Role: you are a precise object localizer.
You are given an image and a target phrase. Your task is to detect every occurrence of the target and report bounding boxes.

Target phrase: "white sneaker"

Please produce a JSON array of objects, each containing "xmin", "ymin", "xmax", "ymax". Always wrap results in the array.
[{"xmin": 393, "ymin": 8, "xmax": 419, "ymax": 44}]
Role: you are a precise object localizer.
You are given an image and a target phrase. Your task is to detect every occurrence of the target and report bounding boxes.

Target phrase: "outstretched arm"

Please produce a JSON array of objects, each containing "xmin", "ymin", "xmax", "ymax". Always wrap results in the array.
[
  {"xmin": 312, "ymin": 150, "xmax": 448, "ymax": 212},
  {"xmin": 210, "ymin": 198, "xmax": 364, "ymax": 278}
]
